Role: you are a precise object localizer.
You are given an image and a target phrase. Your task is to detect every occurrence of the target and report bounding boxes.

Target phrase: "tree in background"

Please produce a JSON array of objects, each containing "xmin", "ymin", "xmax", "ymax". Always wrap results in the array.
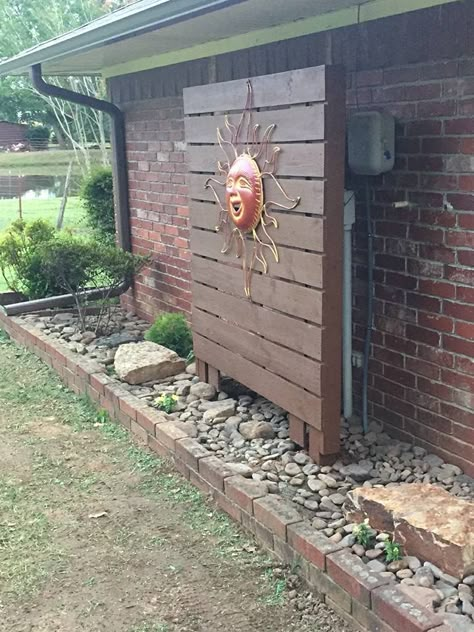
[{"xmin": 0, "ymin": 0, "xmax": 131, "ymax": 172}]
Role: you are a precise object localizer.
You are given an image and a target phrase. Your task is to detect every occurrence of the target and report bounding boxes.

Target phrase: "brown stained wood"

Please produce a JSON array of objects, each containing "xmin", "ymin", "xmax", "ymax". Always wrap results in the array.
[
  {"xmin": 207, "ymin": 365, "xmax": 221, "ymax": 390},
  {"xmin": 191, "ymin": 201, "xmax": 324, "ymax": 251},
  {"xmin": 192, "ymin": 257, "xmax": 322, "ymax": 324},
  {"xmin": 183, "ymin": 66, "xmax": 327, "ymax": 114},
  {"xmin": 192, "ymin": 282, "xmax": 322, "ymax": 360},
  {"xmin": 184, "ymin": 65, "xmax": 345, "ymax": 458},
  {"xmin": 308, "ymin": 426, "xmax": 340, "ymax": 463},
  {"xmin": 184, "ymin": 103, "xmax": 325, "ymax": 143},
  {"xmin": 194, "ymin": 333, "xmax": 323, "ymax": 429},
  {"xmin": 195, "ymin": 358, "xmax": 208, "ymax": 382},
  {"xmin": 191, "ymin": 228, "xmax": 323, "ymax": 288},
  {"xmin": 187, "ymin": 142, "xmax": 325, "ymax": 177},
  {"xmin": 289, "ymin": 415, "xmax": 308, "ymax": 450},
  {"xmin": 193, "ymin": 307, "xmax": 322, "ymax": 395},
  {"xmin": 188, "ymin": 174, "xmax": 325, "ymax": 215}
]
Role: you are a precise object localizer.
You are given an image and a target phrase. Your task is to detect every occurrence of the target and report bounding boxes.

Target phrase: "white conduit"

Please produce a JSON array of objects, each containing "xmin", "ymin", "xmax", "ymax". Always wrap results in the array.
[{"xmin": 343, "ymin": 191, "xmax": 356, "ymax": 420}]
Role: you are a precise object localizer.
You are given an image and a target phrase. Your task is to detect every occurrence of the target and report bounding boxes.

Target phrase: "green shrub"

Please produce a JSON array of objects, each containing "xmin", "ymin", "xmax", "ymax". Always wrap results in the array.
[
  {"xmin": 145, "ymin": 312, "xmax": 192, "ymax": 359},
  {"xmin": 80, "ymin": 167, "xmax": 115, "ymax": 242},
  {"xmin": 40, "ymin": 237, "xmax": 148, "ymax": 331},
  {"xmin": 0, "ymin": 219, "xmax": 63, "ymax": 298}
]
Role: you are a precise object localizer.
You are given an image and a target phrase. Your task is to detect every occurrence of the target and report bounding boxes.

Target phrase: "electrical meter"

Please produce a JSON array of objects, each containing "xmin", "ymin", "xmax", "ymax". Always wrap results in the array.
[{"xmin": 348, "ymin": 111, "xmax": 395, "ymax": 176}]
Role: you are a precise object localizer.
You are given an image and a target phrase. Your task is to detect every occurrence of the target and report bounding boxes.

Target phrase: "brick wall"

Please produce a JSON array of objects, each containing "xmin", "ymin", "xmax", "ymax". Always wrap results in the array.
[
  {"xmin": 348, "ymin": 59, "xmax": 474, "ymax": 475},
  {"xmin": 120, "ymin": 97, "xmax": 191, "ymax": 319},
  {"xmin": 110, "ymin": 3, "xmax": 473, "ymax": 474}
]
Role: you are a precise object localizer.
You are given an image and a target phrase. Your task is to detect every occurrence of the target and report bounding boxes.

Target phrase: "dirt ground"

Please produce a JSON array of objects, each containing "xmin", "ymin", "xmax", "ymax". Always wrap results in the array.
[{"xmin": 0, "ymin": 330, "xmax": 355, "ymax": 632}]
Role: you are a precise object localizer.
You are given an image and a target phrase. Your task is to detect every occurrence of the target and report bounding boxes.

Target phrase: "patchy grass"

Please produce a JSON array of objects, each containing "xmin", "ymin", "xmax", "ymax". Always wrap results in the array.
[{"xmin": 0, "ymin": 330, "xmax": 354, "ymax": 632}]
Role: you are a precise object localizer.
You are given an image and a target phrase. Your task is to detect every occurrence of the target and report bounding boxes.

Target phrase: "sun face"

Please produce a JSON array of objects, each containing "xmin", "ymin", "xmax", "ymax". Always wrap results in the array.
[
  {"xmin": 205, "ymin": 80, "xmax": 300, "ymax": 298},
  {"xmin": 225, "ymin": 155, "xmax": 263, "ymax": 231}
]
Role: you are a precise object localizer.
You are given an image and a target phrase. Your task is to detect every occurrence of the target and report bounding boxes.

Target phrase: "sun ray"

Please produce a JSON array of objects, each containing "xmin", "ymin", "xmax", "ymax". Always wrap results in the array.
[{"xmin": 205, "ymin": 78, "xmax": 300, "ymax": 298}]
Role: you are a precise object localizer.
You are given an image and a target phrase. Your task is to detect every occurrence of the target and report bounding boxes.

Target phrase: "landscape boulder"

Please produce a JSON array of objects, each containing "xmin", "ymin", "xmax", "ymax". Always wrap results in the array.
[
  {"xmin": 114, "ymin": 341, "xmax": 185, "ymax": 385},
  {"xmin": 344, "ymin": 484, "xmax": 474, "ymax": 579}
]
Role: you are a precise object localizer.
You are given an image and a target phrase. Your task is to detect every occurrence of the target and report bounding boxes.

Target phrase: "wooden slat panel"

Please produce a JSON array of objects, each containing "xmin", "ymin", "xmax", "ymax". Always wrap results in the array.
[
  {"xmin": 183, "ymin": 66, "xmax": 327, "ymax": 114},
  {"xmin": 187, "ymin": 143, "xmax": 325, "ymax": 177},
  {"xmin": 193, "ymin": 308, "xmax": 321, "ymax": 395},
  {"xmin": 191, "ymin": 201, "xmax": 324, "ymax": 252},
  {"xmin": 194, "ymin": 334, "xmax": 322, "ymax": 429},
  {"xmin": 188, "ymin": 174, "xmax": 325, "ymax": 215},
  {"xmin": 184, "ymin": 104, "xmax": 325, "ymax": 143},
  {"xmin": 193, "ymin": 282, "xmax": 321, "ymax": 360},
  {"xmin": 191, "ymin": 228, "xmax": 323, "ymax": 288},
  {"xmin": 192, "ymin": 256, "xmax": 322, "ymax": 324}
]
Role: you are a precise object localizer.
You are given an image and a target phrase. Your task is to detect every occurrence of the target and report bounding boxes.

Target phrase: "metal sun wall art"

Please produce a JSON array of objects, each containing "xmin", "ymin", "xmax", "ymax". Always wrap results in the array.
[{"xmin": 205, "ymin": 80, "xmax": 301, "ymax": 298}]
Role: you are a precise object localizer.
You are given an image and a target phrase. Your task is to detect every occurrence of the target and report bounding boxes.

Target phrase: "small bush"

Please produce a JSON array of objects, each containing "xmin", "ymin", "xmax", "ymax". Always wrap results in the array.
[
  {"xmin": 80, "ymin": 167, "xmax": 115, "ymax": 242},
  {"xmin": 0, "ymin": 219, "xmax": 63, "ymax": 299},
  {"xmin": 40, "ymin": 237, "xmax": 148, "ymax": 332},
  {"xmin": 145, "ymin": 312, "xmax": 192, "ymax": 359}
]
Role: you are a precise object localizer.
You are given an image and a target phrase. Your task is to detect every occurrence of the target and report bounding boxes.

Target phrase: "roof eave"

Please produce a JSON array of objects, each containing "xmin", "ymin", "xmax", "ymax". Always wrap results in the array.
[{"xmin": 0, "ymin": 0, "xmax": 245, "ymax": 76}]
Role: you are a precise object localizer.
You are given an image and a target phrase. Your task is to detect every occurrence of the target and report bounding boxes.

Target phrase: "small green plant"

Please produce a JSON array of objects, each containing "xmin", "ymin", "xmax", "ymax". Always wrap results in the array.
[
  {"xmin": 353, "ymin": 519, "xmax": 373, "ymax": 548},
  {"xmin": 145, "ymin": 312, "xmax": 193, "ymax": 359},
  {"xmin": 384, "ymin": 539, "xmax": 402, "ymax": 563},
  {"xmin": 80, "ymin": 167, "xmax": 115, "ymax": 242},
  {"xmin": 154, "ymin": 393, "xmax": 178, "ymax": 414}
]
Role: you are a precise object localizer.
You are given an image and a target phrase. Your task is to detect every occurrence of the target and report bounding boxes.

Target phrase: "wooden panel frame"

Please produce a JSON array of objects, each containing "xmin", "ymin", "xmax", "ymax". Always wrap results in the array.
[{"xmin": 184, "ymin": 65, "xmax": 345, "ymax": 463}]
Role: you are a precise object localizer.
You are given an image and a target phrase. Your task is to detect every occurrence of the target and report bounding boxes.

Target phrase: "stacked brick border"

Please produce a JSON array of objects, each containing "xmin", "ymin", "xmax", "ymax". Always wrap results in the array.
[{"xmin": 0, "ymin": 310, "xmax": 458, "ymax": 632}]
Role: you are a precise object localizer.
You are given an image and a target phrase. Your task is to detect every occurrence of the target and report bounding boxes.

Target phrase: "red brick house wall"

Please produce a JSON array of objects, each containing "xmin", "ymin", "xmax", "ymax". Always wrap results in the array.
[{"xmin": 110, "ymin": 2, "xmax": 474, "ymax": 475}]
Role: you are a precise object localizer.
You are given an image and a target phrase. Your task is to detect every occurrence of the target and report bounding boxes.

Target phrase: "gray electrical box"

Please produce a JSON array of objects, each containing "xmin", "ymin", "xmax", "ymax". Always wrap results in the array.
[{"xmin": 348, "ymin": 111, "xmax": 395, "ymax": 176}]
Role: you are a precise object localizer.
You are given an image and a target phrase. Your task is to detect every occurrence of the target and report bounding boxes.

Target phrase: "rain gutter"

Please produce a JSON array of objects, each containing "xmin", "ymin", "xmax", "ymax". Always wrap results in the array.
[{"xmin": 2, "ymin": 63, "xmax": 131, "ymax": 316}]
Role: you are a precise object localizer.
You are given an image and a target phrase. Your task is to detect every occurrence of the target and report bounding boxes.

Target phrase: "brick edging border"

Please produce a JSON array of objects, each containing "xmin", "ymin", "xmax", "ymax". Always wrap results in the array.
[{"xmin": 0, "ymin": 311, "xmax": 451, "ymax": 632}]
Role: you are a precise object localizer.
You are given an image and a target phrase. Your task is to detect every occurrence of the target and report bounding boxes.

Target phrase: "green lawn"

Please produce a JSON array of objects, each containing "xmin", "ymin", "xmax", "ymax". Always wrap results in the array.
[
  {"xmin": 0, "ymin": 196, "xmax": 86, "ymax": 233},
  {"xmin": 0, "ymin": 149, "xmax": 105, "ymax": 176}
]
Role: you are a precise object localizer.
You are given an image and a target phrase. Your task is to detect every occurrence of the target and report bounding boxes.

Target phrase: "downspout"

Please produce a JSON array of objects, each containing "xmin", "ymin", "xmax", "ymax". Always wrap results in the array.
[
  {"xmin": 30, "ymin": 63, "xmax": 131, "ymax": 253},
  {"xmin": 3, "ymin": 64, "xmax": 132, "ymax": 317}
]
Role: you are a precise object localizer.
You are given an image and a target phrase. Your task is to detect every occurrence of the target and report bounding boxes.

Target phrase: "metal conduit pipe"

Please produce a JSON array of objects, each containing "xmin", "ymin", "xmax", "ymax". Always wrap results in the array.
[{"xmin": 2, "ymin": 64, "xmax": 132, "ymax": 317}]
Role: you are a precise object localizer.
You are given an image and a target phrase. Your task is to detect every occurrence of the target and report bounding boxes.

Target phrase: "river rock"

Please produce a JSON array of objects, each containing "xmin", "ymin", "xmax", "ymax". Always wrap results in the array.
[
  {"xmin": 96, "ymin": 331, "xmax": 140, "ymax": 348},
  {"xmin": 202, "ymin": 401, "xmax": 236, "ymax": 423},
  {"xmin": 114, "ymin": 341, "xmax": 185, "ymax": 384},
  {"xmin": 239, "ymin": 420, "xmax": 275, "ymax": 440},
  {"xmin": 415, "ymin": 567, "xmax": 435, "ymax": 588},
  {"xmin": 344, "ymin": 484, "xmax": 474, "ymax": 578},
  {"xmin": 190, "ymin": 382, "xmax": 217, "ymax": 400}
]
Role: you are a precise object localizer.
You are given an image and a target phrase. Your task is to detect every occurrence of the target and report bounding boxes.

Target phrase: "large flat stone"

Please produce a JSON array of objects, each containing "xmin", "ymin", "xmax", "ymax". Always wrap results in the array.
[
  {"xmin": 114, "ymin": 341, "xmax": 185, "ymax": 384},
  {"xmin": 344, "ymin": 484, "xmax": 474, "ymax": 579}
]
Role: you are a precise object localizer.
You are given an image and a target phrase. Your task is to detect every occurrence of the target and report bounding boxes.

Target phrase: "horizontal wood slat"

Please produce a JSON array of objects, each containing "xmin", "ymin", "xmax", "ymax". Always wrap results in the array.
[
  {"xmin": 192, "ymin": 257, "xmax": 322, "ymax": 324},
  {"xmin": 192, "ymin": 282, "xmax": 322, "ymax": 360},
  {"xmin": 191, "ymin": 228, "xmax": 323, "ymax": 288},
  {"xmin": 188, "ymin": 174, "xmax": 325, "ymax": 215},
  {"xmin": 193, "ymin": 308, "xmax": 322, "ymax": 395},
  {"xmin": 184, "ymin": 103, "xmax": 325, "ymax": 143},
  {"xmin": 191, "ymin": 201, "xmax": 324, "ymax": 252},
  {"xmin": 183, "ymin": 66, "xmax": 327, "ymax": 114},
  {"xmin": 193, "ymin": 334, "xmax": 322, "ymax": 429},
  {"xmin": 187, "ymin": 142, "xmax": 325, "ymax": 177}
]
